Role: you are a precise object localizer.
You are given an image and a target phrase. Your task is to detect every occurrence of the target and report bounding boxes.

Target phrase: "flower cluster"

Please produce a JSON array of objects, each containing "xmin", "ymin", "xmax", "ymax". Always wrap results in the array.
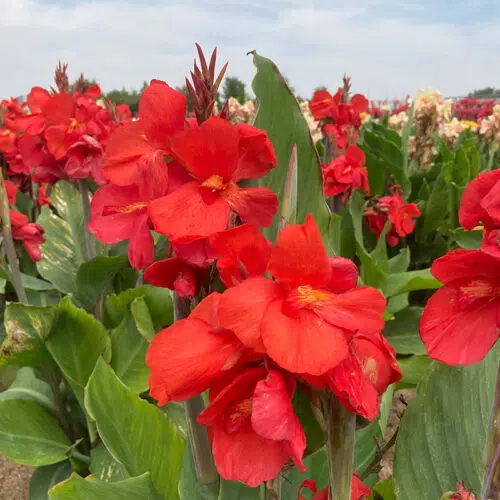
[
  {"xmin": 479, "ymin": 103, "xmax": 500, "ymax": 146},
  {"xmin": 364, "ymin": 185, "xmax": 421, "ymax": 247},
  {"xmin": 227, "ymin": 97, "xmax": 256, "ymax": 124},
  {"xmin": 452, "ymin": 97, "xmax": 498, "ymax": 122},
  {"xmin": 309, "ymin": 79, "xmax": 370, "ymax": 200},
  {"xmin": 420, "ymin": 168, "xmax": 500, "ymax": 365}
]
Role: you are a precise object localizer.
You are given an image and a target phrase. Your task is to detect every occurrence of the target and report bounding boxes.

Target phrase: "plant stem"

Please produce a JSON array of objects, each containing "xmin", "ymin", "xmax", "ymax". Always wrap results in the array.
[
  {"xmin": 481, "ymin": 363, "xmax": 500, "ymax": 500},
  {"xmin": 77, "ymin": 180, "xmax": 95, "ymax": 261},
  {"xmin": 71, "ymin": 450, "xmax": 91, "ymax": 465},
  {"xmin": 326, "ymin": 395, "xmax": 356, "ymax": 500},
  {"xmin": 0, "ymin": 170, "xmax": 27, "ymax": 303},
  {"xmin": 174, "ymin": 293, "xmax": 219, "ymax": 485}
]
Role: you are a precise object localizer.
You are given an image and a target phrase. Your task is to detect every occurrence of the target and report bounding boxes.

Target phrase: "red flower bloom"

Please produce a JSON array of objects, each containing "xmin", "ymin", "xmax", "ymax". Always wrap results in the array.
[
  {"xmin": 149, "ymin": 117, "xmax": 278, "ymax": 243},
  {"xmin": 3, "ymin": 179, "xmax": 18, "ymax": 205},
  {"xmin": 298, "ymin": 472, "xmax": 371, "ymax": 499},
  {"xmin": 197, "ymin": 368, "xmax": 306, "ymax": 487},
  {"xmin": 322, "ymin": 145, "xmax": 370, "ymax": 199},
  {"xmin": 218, "ymin": 215, "xmax": 386, "ymax": 375},
  {"xmin": 365, "ymin": 185, "xmax": 421, "ymax": 246},
  {"xmin": 420, "ymin": 249, "xmax": 500, "ymax": 365},
  {"xmin": 102, "ymin": 80, "xmax": 187, "ymax": 185},
  {"xmin": 146, "ymin": 293, "xmax": 249, "ymax": 405},
  {"xmin": 64, "ymin": 135, "xmax": 105, "ymax": 185},
  {"xmin": 10, "ymin": 210, "xmax": 45, "ymax": 262},
  {"xmin": 88, "ymin": 158, "xmax": 169, "ymax": 269},
  {"xmin": 38, "ymin": 186, "xmax": 52, "ymax": 207}
]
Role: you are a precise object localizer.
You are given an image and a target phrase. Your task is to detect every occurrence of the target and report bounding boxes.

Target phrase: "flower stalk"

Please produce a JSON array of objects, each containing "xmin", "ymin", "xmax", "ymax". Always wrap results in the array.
[
  {"xmin": 326, "ymin": 394, "xmax": 356, "ymax": 500},
  {"xmin": 0, "ymin": 169, "xmax": 27, "ymax": 303},
  {"xmin": 77, "ymin": 180, "xmax": 95, "ymax": 261}
]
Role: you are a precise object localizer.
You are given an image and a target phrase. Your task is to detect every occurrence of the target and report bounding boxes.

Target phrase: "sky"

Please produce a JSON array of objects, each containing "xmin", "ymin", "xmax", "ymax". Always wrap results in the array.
[{"xmin": 1, "ymin": 0, "xmax": 499, "ymax": 100}]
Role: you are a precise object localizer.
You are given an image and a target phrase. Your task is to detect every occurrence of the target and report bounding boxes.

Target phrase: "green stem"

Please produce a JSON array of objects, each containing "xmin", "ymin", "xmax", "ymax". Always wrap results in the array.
[
  {"xmin": 326, "ymin": 395, "xmax": 356, "ymax": 500},
  {"xmin": 481, "ymin": 363, "xmax": 500, "ymax": 500},
  {"xmin": 174, "ymin": 293, "xmax": 219, "ymax": 485},
  {"xmin": 0, "ymin": 170, "xmax": 27, "ymax": 303},
  {"xmin": 71, "ymin": 450, "xmax": 91, "ymax": 465},
  {"xmin": 77, "ymin": 180, "xmax": 95, "ymax": 261}
]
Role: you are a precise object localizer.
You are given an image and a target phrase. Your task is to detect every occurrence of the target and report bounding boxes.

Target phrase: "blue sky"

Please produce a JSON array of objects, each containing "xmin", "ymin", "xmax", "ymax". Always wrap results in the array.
[{"xmin": 2, "ymin": 0, "xmax": 499, "ymax": 99}]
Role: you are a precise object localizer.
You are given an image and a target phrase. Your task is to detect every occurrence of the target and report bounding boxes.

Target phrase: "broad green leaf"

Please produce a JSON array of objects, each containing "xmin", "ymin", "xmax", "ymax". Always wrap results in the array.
[
  {"xmin": 75, "ymin": 255, "xmax": 128, "ymax": 311},
  {"xmin": 21, "ymin": 274, "xmax": 54, "ymax": 291},
  {"xmin": 85, "ymin": 358, "xmax": 184, "ymax": 499},
  {"xmin": 30, "ymin": 461, "xmax": 72, "ymax": 500},
  {"xmin": 89, "ymin": 443, "xmax": 129, "ymax": 482},
  {"xmin": 293, "ymin": 385, "xmax": 324, "ymax": 454},
  {"xmin": 179, "ymin": 440, "xmax": 220, "ymax": 500},
  {"xmin": 379, "ymin": 385, "xmax": 395, "ymax": 436},
  {"xmin": 48, "ymin": 472, "xmax": 162, "ymax": 500},
  {"xmin": 0, "ymin": 303, "xmax": 59, "ymax": 367},
  {"xmin": 388, "ymin": 248, "xmax": 410, "ymax": 274},
  {"xmin": 0, "ymin": 399, "xmax": 70, "ymax": 466},
  {"xmin": 36, "ymin": 182, "xmax": 87, "ymax": 294},
  {"xmin": 453, "ymin": 228, "xmax": 483, "ymax": 249},
  {"xmin": 280, "ymin": 143, "xmax": 298, "ymax": 227},
  {"xmin": 454, "ymin": 147, "xmax": 471, "ymax": 187},
  {"xmin": 130, "ymin": 297, "xmax": 155, "ymax": 342},
  {"xmin": 380, "ymin": 269, "xmax": 441, "ymax": 298},
  {"xmin": 45, "ymin": 297, "xmax": 110, "ymax": 408},
  {"xmin": 383, "ymin": 307, "xmax": 427, "ymax": 355},
  {"xmin": 362, "ymin": 146, "xmax": 387, "ymax": 196},
  {"xmin": 330, "ymin": 213, "xmax": 343, "ymax": 257},
  {"xmin": 397, "ymin": 355, "xmax": 433, "ymax": 385},
  {"xmin": 110, "ymin": 309, "xmax": 149, "ymax": 393},
  {"xmin": 394, "ymin": 342, "xmax": 500, "ymax": 498},
  {"xmin": 372, "ymin": 477, "xmax": 395, "ymax": 500},
  {"xmin": 104, "ymin": 285, "xmax": 173, "ymax": 331},
  {"xmin": 0, "ymin": 367, "xmax": 55, "ymax": 411},
  {"xmin": 218, "ymin": 480, "xmax": 260, "ymax": 500},
  {"xmin": 422, "ymin": 170, "xmax": 448, "ymax": 235},
  {"xmin": 250, "ymin": 52, "xmax": 331, "ymax": 246},
  {"xmin": 162, "ymin": 402, "xmax": 188, "ymax": 440}
]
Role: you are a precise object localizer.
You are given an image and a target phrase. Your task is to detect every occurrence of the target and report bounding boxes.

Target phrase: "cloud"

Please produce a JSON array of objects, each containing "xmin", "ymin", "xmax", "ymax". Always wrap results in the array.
[{"xmin": 1, "ymin": 0, "xmax": 499, "ymax": 99}]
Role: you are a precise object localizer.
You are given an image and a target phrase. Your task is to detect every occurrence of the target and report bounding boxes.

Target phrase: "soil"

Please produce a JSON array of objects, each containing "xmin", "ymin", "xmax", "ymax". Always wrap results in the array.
[{"xmin": 0, "ymin": 455, "xmax": 33, "ymax": 500}]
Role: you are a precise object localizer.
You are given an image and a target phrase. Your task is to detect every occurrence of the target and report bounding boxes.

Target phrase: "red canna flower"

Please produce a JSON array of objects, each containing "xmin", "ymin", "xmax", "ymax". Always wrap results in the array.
[
  {"xmin": 420, "ymin": 249, "xmax": 500, "ymax": 365},
  {"xmin": 197, "ymin": 368, "xmax": 306, "ymax": 487},
  {"xmin": 365, "ymin": 185, "xmax": 421, "ymax": 246},
  {"xmin": 64, "ymin": 135, "xmax": 105, "ymax": 185},
  {"xmin": 3, "ymin": 179, "xmax": 18, "ymax": 205},
  {"xmin": 298, "ymin": 472, "xmax": 371, "ymax": 499},
  {"xmin": 146, "ymin": 293, "xmax": 250, "ymax": 405},
  {"xmin": 10, "ymin": 209, "xmax": 45, "ymax": 262},
  {"xmin": 38, "ymin": 185, "xmax": 52, "ymax": 207},
  {"xmin": 459, "ymin": 169, "xmax": 500, "ymax": 258},
  {"xmin": 148, "ymin": 117, "xmax": 278, "ymax": 243},
  {"xmin": 218, "ymin": 214, "xmax": 386, "ymax": 375},
  {"xmin": 88, "ymin": 158, "xmax": 170, "ymax": 269},
  {"xmin": 322, "ymin": 145, "xmax": 370, "ymax": 200},
  {"xmin": 102, "ymin": 80, "xmax": 187, "ymax": 186}
]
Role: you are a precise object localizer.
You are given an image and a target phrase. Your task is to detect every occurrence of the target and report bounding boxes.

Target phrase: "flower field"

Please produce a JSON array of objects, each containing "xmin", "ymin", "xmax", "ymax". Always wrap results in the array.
[{"xmin": 0, "ymin": 46, "xmax": 499, "ymax": 500}]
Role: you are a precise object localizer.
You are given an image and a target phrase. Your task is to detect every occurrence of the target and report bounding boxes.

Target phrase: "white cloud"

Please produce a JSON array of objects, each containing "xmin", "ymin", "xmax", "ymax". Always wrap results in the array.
[{"xmin": 1, "ymin": 0, "xmax": 499, "ymax": 99}]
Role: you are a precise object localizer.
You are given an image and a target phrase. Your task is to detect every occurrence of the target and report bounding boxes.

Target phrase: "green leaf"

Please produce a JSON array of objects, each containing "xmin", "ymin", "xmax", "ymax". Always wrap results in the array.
[
  {"xmin": 280, "ymin": 143, "xmax": 298, "ymax": 227},
  {"xmin": 381, "ymin": 269, "xmax": 441, "ymax": 298},
  {"xmin": 372, "ymin": 477, "xmax": 395, "ymax": 500},
  {"xmin": 218, "ymin": 480, "xmax": 261, "ymax": 500},
  {"xmin": 388, "ymin": 248, "xmax": 410, "ymax": 274},
  {"xmin": 330, "ymin": 213, "xmax": 343, "ymax": 257},
  {"xmin": 0, "ymin": 367, "xmax": 55, "ymax": 411},
  {"xmin": 75, "ymin": 255, "xmax": 128, "ymax": 311},
  {"xmin": 179, "ymin": 440, "xmax": 220, "ymax": 500},
  {"xmin": 0, "ymin": 399, "xmax": 70, "ymax": 466},
  {"xmin": 21, "ymin": 274, "xmax": 54, "ymax": 291},
  {"xmin": 36, "ymin": 182, "xmax": 87, "ymax": 294},
  {"xmin": 397, "ymin": 355, "xmax": 433, "ymax": 385},
  {"xmin": 85, "ymin": 358, "xmax": 184, "ymax": 499},
  {"xmin": 48, "ymin": 472, "xmax": 163, "ymax": 500},
  {"xmin": 293, "ymin": 385, "xmax": 324, "ymax": 454},
  {"xmin": 130, "ymin": 297, "xmax": 155, "ymax": 342},
  {"xmin": 453, "ymin": 228, "xmax": 483, "ymax": 249},
  {"xmin": 30, "ymin": 461, "xmax": 72, "ymax": 500},
  {"xmin": 250, "ymin": 52, "xmax": 331, "ymax": 246},
  {"xmin": 45, "ymin": 297, "xmax": 110, "ymax": 409},
  {"xmin": 422, "ymin": 170, "xmax": 448, "ymax": 235},
  {"xmin": 0, "ymin": 303, "xmax": 59, "ymax": 367},
  {"xmin": 89, "ymin": 443, "xmax": 129, "ymax": 482},
  {"xmin": 393, "ymin": 342, "xmax": 500, "ymax": 498},
  {"xmin": 383, "ymin": 307, "xmax": 427, "ymax": 355},
  {"xmin": 109, "ymin": 309, "xmax": 149, "ymax": 393}
]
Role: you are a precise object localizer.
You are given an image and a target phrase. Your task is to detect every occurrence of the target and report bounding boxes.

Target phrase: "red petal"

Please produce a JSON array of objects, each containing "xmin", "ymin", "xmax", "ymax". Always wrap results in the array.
[
  {"xmin": 431, "ymin": 249, "xmax": 500, "ymax": 284},
  {"xmin": 218, "ymin": 276, "xmax": 283, "ymax": 352},
  {"xmin": 84, "ymin": 84, "xmax": 101, "ymax": 100},
  {"xmin": 345, "ymin": 144, "xmax": 365, "ymax": 167},
  {"xmin": 479, "ymin": 177, "xmax": 500, "ymax": 226},
  {"xmin": 42, "ymin": 93, "xmax": 75, "ymax": 124},
  {"xmin": 221, "ymin": 184, "xmax": 278, "ymax": 228},
  {"xmin": 4, "ymin": 180, "xmax": 18, "ymax": 205},
  {"xmin": 350, "ymin": 94, "xmax": 369, "ymax": 114},
  {"xmin": 168, "ymin": 117, "xmax": 239, "ymax": 181},
  {"xmin": 210, "ymin": 224, "xmax": 271, "ymax": 287},
  {"xmin": 420, "ymin": 286, "xmax": 500, "ymax": 365},
  {"xmin": 211, "ymin": 424, "xmax": 288, "ymax": 487},
  {"xmin": 190, "ymin": 293, "xmax": 222, "ymax": 326},
  {"xmin": 148, "ymin": 181, "xmax": 230, "ymax": 243},
  {"xmin": 146, "ymin": 317, "xmax": 243, "ymax": 405},
  {"xmin": 137, "ymin": 151, "xmax": 169, "ymax": 200},
  {"xmin": 352, "ymin": 472, "xmax": 371, "ymax": 499},
  {"xmin": 144, "ymin": 256, "xmax": 200, "ymax": 297},
  {"xmin": 251, "ymin": 371, "xmax": 306, "ymax": 471},
  {"xmin": 27, "ymin": 87, "xmax": 50, "ymax": 113},
  {"xmin": 268, "ymin": 214, "xmax": 330, "ymax": 288},
  {"xmin": 103, "ymin": 122, "xmax": 155, "ymax": 186},
  {"xmin": 45, "ymin": 125, "xmax": 68, "ymax": 159},
  {"xmin": 139, "ymin": 81, "xmax": 186, "ymax": 148},
  {"xmin": 326, "ymin": 257, "xmax": 359, "ymax": 292},
  {"xmin": 459, "ymin": 170, "xmax": 500, "ymax": 229},
  {"xmin": 232, "ymin": 124, "xmax": 277, "ymax": 181},
  {"xmin": 261, "ymin": 298, "xmax": 349, "ymax": 375},
  {"xmin": 128, "ymin": 214, "xmax": 154, "ymax": 269},
  {"xmin": 309, "ymin": 90, "xmax": 334, "ymax": 120}
]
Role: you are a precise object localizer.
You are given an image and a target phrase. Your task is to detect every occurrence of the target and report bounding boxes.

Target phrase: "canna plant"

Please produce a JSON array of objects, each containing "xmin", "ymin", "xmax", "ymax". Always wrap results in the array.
[{"xmin": 0, "ymin": 44, "xmax": 498, "ymax": 500}]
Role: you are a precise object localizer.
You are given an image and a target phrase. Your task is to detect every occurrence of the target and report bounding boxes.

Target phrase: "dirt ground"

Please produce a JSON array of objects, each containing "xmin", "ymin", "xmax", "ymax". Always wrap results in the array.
[{"xmin": 0, "ymin": 455, "xmax": 33, "ymax": 500}]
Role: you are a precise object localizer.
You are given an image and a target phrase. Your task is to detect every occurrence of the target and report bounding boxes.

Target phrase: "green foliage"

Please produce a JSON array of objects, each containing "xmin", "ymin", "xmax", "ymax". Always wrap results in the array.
[
  {"xmin": 222, "ymin": 76, "xmax": 246, "ymax": 104},
  {"xmin": 30, "ymin": 461, "xmax": 72, "ymax": 500},
  {"xmin": 106, "ymin": 82, "xmax": 147, "ymax": 114}
]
